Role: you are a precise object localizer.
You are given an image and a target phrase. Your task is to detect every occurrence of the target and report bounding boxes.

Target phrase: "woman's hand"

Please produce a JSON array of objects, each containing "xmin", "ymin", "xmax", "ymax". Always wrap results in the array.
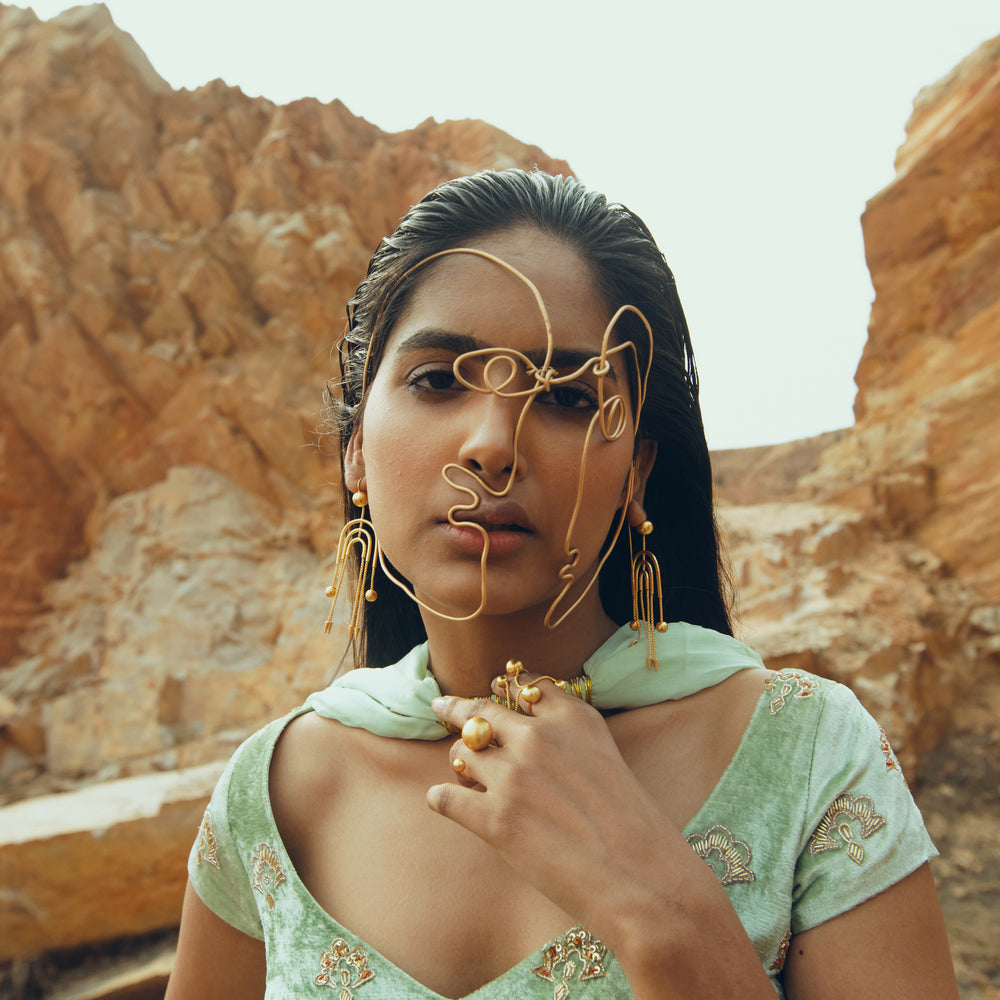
[
  {"xmin": 427, "ymin": 672, "xmax": 780, "ymax": 1000},
  {"xmin": 427, "ymin": 674, "xmax": 781, "ymax": 1000},
  {"xmin": 428, "ymin": 675, "xmax": 671, "ymax": 930}
]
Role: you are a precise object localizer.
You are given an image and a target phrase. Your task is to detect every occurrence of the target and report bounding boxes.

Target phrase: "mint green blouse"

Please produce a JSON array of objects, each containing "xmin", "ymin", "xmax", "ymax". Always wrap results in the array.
[{"xmin": 188, "ymin": 651, "xmax": 936, "ymax": 999}]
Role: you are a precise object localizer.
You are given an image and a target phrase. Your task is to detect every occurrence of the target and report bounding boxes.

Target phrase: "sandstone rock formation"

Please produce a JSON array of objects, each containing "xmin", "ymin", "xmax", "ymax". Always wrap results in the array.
[
  {"xmin": 1, "ymin": 4, "xmax": 999, "ymax": 996},
  {"xmin": 1, "ymin": 761, "xmax": 223, "ymax": 963},
  {"xmin": 0, "ymin": 1, "xmax": 568, "ymax": 794},
  {"xmin": 809, "ymin": 33, "xmax": 1000, "ymax": 604},
  {"xmin": 3, "ymin": 464, "xmax": 336, "ymax": 791},
  {"xmin": 712, "ymin": 34, "xmax": 1000, "ymax": 772}
]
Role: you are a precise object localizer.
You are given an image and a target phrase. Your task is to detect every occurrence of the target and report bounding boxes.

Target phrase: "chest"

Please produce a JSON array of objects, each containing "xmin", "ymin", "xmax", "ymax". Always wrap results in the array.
[
  {"xmin": 270, "ymin": 694, "xmax": 754, "ymax": 998},
  {"xmin": 280, "ymin": 744, "xmax": 572, "ymax": 995}
]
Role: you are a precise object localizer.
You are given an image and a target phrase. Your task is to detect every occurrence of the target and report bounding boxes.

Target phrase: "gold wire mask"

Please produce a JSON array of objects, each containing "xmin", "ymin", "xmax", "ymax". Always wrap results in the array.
[{"xmin": 359, "ymin": 247, "xmax": 654, "ymax": 629}]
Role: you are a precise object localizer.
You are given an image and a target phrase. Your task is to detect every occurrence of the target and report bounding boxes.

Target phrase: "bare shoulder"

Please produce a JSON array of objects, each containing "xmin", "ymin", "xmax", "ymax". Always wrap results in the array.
[
  {"xmin": 678, "ymin": 664, "xmax": 773, "ymax": 730},
  {"xmin": 783, "ymin": 863, "xmax": 958, "ymax": 999},
  {"xmin": 611, "ymin": 667, "xmax": 774, "ymax": 828},
  {"xmin": 268, "ymin": 711, "xmax": 424, "ymax": 850},
  {"xmin": 688, "ymin": 665, "xmax": 773, "ymax": 752},
  {"xmin": 716, "ymin": 664, "xmax": 774, "ymax": 712},
  {"xmin": 270, "ymin": 711, "xmax": 345, "ymax": 791},
  {"xmin": 269, "ymin": 712, "xmax": 353, "ymax": 838}
]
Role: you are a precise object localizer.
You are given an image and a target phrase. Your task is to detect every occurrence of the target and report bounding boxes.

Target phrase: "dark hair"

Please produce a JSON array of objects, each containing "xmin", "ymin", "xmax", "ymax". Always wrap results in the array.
[{"xmin": 330, "ymin": 169, "xmax": 734, "ymax": 668}]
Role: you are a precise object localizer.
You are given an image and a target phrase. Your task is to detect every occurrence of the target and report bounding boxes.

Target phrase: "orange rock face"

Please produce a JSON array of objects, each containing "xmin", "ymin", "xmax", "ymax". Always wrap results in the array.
[
  {"xmin": 713, "ymin": 34, "xmax": 1000, "ymax": 770},
  {"xmin": 813, "ymin": 35, "xmax": 1000, "ymax": 601},
  {"xmin": 0, "ymin": 8, "xmax": 570, "ymax": 960},
  {"xmin": 0, "ymin": 2, "xmax": 569, "ymax": 674},
  {"xmin": 0, "ymin": 762, "xmax": 224, "ymax": 963}
]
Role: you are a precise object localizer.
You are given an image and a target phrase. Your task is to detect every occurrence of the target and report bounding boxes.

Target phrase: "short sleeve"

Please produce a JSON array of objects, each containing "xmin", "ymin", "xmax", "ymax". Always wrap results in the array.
[
  {"xmin": 186, "ymin": 735, "xmax": 268, "ymax": 939},
  {"xmin": 791, "ymin": 683, "xmax": 937, "ymax": 934}
]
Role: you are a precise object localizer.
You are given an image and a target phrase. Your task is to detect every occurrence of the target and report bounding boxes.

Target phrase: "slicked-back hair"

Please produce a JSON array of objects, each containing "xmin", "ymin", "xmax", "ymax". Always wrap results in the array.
[{"xmin": 328, "ymin": 169, "xmax": 734, "ymax": 669}]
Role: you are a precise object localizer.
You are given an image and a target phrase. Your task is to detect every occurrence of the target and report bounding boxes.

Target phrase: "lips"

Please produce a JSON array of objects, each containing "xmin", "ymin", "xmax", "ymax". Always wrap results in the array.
[
  {"xmin": 446, "ymin": 499, "xmax": 534, "ymax": 533},
  {"xmin": 440, "ymin": 499, "xmax": 535, "ymax": 557}
]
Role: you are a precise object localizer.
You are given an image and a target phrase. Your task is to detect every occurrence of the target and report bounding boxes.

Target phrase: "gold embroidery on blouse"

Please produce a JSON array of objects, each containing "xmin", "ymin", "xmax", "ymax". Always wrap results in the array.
[
  {"xmin": 764, "ymin": 670, "xmax": 819, "ymax": 716},
  {"xmin": 533, "ymin": 927, "xmax": 607, "ymax": 997},
  {"xmin": 250, "ymin": 842, "xmax": 287, "ymax": 910},
  {"xmin": 809, "ymin": 793, "xmax": 886, "ymax": 865},
  {"xmin": 686, "ymin": 825, "xmax": 756, "ymax": 885},
  {"xmin": 314, "ymin": 938, "xmax": 376, "ymax": 995},
  {"xmin": 769, "ymin": 930, "xmax": 792, "ymax": 972},
  {"xmin": 195, "ymin": 809, "xmax": 220, "ymax": 869}
]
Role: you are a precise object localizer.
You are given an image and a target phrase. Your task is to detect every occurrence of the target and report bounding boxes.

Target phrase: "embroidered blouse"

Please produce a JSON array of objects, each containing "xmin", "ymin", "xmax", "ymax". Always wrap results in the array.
[{"xmin": 188, "ymin": 653, "xmax": 936, "ymax": 998}]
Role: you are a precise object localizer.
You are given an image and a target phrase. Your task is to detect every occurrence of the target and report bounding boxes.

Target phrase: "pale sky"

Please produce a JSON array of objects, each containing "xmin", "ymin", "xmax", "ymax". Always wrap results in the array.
[{"xmin": 23, "ymin": 1, "xmax": 1000, "ymax": 448}]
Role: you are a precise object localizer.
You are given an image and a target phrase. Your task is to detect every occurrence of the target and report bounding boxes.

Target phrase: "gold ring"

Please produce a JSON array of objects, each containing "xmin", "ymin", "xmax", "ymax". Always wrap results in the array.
[
  {"xmin": 495, "ymin": 659, "xmax": 571, "ymax": 712},
  {"xmin": 461, "ymin": 716, "xmax": 494, "ymax": 751},
  {"xmin": 452, "ymin": 757, "xmax": 467, "ymax": 775}
]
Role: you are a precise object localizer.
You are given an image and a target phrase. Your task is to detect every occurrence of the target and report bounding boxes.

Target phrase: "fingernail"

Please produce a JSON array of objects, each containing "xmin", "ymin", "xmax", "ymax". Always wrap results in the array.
[{"xmin": 431, "ymin": 697, "xmax": 448, "ymax": 714}]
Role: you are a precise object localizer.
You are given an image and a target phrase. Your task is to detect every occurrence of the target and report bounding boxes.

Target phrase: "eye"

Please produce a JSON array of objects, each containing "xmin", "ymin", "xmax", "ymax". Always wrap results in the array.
[
  {"xmin": 537, "ymin": 382, "xmax": 600, "ymax": 411},
  {"xmin": 406, "ymin": 365, "xmax": 462, "ymax": 394}
]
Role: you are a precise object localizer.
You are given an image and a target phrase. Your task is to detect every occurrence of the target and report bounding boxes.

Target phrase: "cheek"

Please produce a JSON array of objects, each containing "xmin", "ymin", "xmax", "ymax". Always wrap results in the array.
[
  {"xmin": 589, "ymin": 427, "xmax": 636, "ymax": 490},
  {"xmin": 563, "ymin": 436, "xmax": 635, "ymax": 534},
  {"xmin": 360, "ymin": 404, "xmax": 440, "ymax": 520}
]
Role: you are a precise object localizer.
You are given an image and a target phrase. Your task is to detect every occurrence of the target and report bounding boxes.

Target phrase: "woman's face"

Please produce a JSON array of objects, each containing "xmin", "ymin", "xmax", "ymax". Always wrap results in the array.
[{"xmin": 345, "ymin": 226, "xmax": 653, "ymax": 625}]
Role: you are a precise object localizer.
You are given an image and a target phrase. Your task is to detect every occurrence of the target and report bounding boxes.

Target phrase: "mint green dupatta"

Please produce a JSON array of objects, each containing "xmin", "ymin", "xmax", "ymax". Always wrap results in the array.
[{"xmin": 305, "ymin": 621, "xmax": 763, "ymax": 740}]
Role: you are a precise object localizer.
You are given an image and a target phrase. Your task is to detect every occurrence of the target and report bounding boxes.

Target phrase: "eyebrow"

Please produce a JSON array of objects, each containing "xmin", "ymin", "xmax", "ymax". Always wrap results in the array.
[{"xmin": 395, "ymin": 328, "xmax": 618, "ymax": 380}]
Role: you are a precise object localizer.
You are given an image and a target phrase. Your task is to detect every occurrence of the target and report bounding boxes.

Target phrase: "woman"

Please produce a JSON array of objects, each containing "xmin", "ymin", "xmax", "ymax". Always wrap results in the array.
[{"xmin": 166, "ymin": 170, "xmax": 957, "ymax": 999}]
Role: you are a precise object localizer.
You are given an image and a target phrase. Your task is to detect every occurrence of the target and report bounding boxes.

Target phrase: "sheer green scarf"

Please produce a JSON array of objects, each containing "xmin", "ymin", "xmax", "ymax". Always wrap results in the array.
[{"xmin": 305, "ymin": 622, "xmax": 763, "ymax": 739}]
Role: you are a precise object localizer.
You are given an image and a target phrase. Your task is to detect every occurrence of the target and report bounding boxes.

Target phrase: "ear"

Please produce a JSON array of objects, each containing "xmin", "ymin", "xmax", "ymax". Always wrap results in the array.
[
  {"xmin": 343, "ymin": 423, "xmax": 365, "ymax": 493},
  {"xmin": 626, "ymin": 439, "xmax": 657, "ymax": 528}
]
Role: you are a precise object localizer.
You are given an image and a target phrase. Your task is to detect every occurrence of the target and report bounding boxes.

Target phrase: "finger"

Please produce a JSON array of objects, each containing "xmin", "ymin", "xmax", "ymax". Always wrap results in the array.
[
  {"xmin": 427, "ymin": 777, "xmax": 496, "ymax": 833},
  {"xmin": 449, "ymin": 740, "xmax": 485, "ymax": 788},
  {"xmin": 431, "ymin": 696, "xmax": 514, "ymax": 746},
  {"xmin": 489, "ymin": 671, "xmax": 570, "ymax": 717}
]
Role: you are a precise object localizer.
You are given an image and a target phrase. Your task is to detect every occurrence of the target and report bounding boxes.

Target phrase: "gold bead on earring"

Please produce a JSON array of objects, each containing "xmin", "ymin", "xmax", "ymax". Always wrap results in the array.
[
  {"xmin": 630, "ymin": 517, "xmax": 667, "ymax": 668},
  {"xmin": 323, "ymin": 484, "xmax": 379, "ymax": 637}
]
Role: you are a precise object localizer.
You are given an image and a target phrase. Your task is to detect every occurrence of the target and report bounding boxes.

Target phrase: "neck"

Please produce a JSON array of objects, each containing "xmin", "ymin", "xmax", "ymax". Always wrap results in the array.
[{"xmin": 418, "ymin": 598, "xmax": 620, "ymax": 697}]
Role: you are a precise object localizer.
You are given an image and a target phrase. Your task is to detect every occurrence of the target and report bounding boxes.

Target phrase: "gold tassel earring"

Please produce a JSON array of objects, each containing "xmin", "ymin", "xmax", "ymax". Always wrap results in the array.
[
  {"xmin": 629, "ymin": 520, "xmax": 667, "ymax": 669},
  {"xmin": 323, "ymin": 488, "xmax": 379, "ymax": 638}
]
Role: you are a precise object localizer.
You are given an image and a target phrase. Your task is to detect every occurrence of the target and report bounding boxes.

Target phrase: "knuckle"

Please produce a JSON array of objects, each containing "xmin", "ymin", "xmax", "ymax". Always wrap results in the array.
[
  {"xmin": 485, "ymin": 801, "xmax": 519, "ymax": 843},
  {"xmin": 518, "ymin": 724, "xmax": 549, "ymax": 755},
  {"xmin": 465, "ymin": 697, "xmax": 495, "ymax": 717}
]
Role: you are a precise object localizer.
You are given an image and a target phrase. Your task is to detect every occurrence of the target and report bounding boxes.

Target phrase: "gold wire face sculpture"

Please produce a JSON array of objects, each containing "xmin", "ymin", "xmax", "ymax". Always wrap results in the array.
[{"xmin": 354, "ymin": 247, "xmax": 655, "ymax": 631}]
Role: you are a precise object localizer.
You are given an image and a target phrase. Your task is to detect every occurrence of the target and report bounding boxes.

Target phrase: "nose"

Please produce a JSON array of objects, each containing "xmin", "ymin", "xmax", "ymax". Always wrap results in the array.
[{"xmin": 457, "ymin": 393, "xmax": 526, "ymax": 486}]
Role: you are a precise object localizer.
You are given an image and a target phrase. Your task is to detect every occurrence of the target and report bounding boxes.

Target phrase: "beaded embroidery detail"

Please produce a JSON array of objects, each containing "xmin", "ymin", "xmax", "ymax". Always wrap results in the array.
[
  {"xmin": 532, "ymin": 927, "xmax": 607, "ymax": 997},
  {"xmin": 763, "ymin": 670, "xmax": 819, "ymax": 716},
  {"xmin": 687, "ymin": 825, "xmax": 756, "ymax": 885},
  {"xmin": 879, "ymin": 727, "xmax": 902, "ymax": 774},
  {"xmin": 250, "ymin": 842, "xmax": 287, "ymax": 910},
  {"xmin": 314, "ymin": 938, "xmax": 376, "ymax": 995},
  {"xmin": 769, "ymin": 930, "xmax": 792, "ymax": 973},
  {"xmin": 809, "ymin": 793, "xmax": 886, "ymax": 865},
  {"xmin": 195, "ymin": 809, "xmax": 220, "ymax": 869}
]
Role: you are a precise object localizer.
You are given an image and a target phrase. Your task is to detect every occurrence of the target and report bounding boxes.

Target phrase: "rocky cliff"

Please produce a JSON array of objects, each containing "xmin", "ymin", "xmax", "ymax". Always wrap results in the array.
[
  {"xmin": 0, "ymin": 2, "xmax": 568, "ymax": 791},
  {"xmin": 715, "ymin": 35, "xmax": 1000, "ymax": 763},
  {"xmin": 0, "ymin": 5, "xmax": 998, "ymax": 997}
]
